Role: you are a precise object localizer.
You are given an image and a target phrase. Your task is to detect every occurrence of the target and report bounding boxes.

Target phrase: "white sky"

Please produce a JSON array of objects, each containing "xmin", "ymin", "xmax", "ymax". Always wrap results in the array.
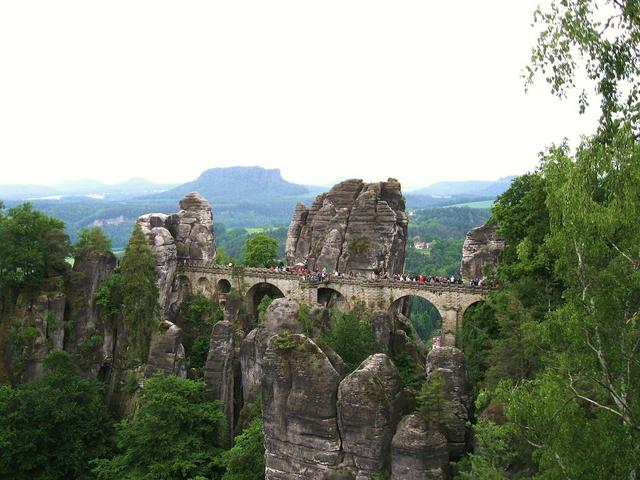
[{"xmin": 0, "ymin": 1, "xmax": 598, "ymax": 190}]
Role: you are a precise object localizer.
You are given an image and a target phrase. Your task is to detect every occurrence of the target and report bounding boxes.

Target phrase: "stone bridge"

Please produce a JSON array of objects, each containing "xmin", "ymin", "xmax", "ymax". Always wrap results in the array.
[{"xmin": 175, "ymin": 262, "xmax": 491, "ymax": 345}]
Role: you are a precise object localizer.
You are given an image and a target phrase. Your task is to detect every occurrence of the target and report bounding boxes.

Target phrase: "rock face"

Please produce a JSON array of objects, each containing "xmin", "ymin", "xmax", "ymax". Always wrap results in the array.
[
  {"xmin": 138, "ymin": 213, "xmax": 178, "ymax": 315},
  {"xmin": 262, "ymin": 333, "xmax": 343, "ymax": 479},
  {"xmin": 460, "ymin": 223, "xmax": 505, "ymax": 281},
  {"xmin": 167, "ymin": 192, "xmax": 216, "ymax": 262},
  {"xmin": 240, "ymin": 298, "xmax": 302, "ymax": 406},
  {"xmin": 204, "ymin": 320, "xmax": 237, "ymax": 446},
  {"xmin": 426, "ymin": 347, "xmax": 472, "ymax": 458},
  {"xmin": 138, "ymin": 192, "xmax": 216, "ymax": 316},
  {"xmin": 391, "ymin": 414, "xmax": 449, "ymax": 480},
  {"xmin": 66, "ymin": 250, "xmax": 118, "ymax": 376},
  {"xmin": 145, "ymin": 320, "xmax": 187, "ymax": 379},
  {"xmin": 12, "ymin": 292, "xmax": 67, "ymax": 381},
  {"xmin": 285, "ymin": 179, "xmax": 408, "ymax": 275},
  {"xmin": 337, "ymin": 354, "xmax": 402, "ymax": 477}
]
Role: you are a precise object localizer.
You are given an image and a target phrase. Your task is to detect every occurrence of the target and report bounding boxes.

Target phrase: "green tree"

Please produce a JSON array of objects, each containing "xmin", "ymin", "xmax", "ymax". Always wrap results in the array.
[
  {"xmin": 415, "ymin": 372, "xmax": 450, "ymax": 428},
  {"xmin": 0, "ymin": 203, "xmax": 70, "ymax": 299},
  {"xmin": 95, "ymin": 273, "xmax": 124, "ymax": 320},
  {"xmin": 120, "ymin": 224, "xmax": 159, "ymax": 365},
  {"xmin": 322, "ymin": 303, "xmax": 374, "ymax": 371},
  {"xmin": 464, "ymin": 128, "xmax": 640, "ymax": 478},
  {"xmin": 527, "ymin": 0, "xmax": 640, "ymax": 133},
  {"xmin": 222, "ymin": 416, "xmax": 265, "ymax": 480},
  {"xmin": 257, "ymin": 294, "xmax": 273, "ymax": 323},
  {"xmin": 0, "ymin": 351, "xmax": 113, "ymax": 480},
  {"xmin": 214, "ymin": 245, "xmax": 237, "ymax": 266},
  {"xmin": 74, "ymin": 226, "xmax": 113, "ymax": 257},
  {"xmin": 92, "ymin": 374, "xmax": 226, "ymax": 480},
  {"xmin": 243, "ymin": 233, "xmax": 279, "ymax": 268}
]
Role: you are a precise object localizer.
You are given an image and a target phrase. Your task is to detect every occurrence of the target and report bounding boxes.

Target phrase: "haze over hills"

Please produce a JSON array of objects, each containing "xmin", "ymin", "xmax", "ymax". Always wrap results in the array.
[
  {"xmin": 0, "ymin": 166, "xmax": 514, "ymax": 248},
  {"xmin": 0, "ymin": 177, "xmax": 177, "ymax": 200},
  {"xmin": 408, "ymin": 176, "xmax": 516, "ymax": 197}
]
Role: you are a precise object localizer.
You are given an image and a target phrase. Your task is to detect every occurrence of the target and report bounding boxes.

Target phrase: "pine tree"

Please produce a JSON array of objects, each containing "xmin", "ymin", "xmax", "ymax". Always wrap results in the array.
[{"xmin": 120, "ymin": 223, "xmax": 158, "ymax": 365}]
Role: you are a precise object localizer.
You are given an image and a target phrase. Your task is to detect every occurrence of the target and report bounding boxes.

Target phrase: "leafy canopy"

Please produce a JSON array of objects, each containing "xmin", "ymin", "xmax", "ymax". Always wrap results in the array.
[
  {"xmin": 92, "ymin": 374, "xmax": 227, "ymax": 480},
  {"xmin": 0, "ymin": 203, "xmax": 70, "ymax": 296},
  {"xmin": 527, "ymin": 0, "xmax": 640, "ymax": 133},
  {"xmin": 222, "ymin": 416, "xmax": 265, "ymax": 480},
  {"xmin": 243, "ymin": 233, "xmax": 279, "ymax": 268},
  {"xmin": 0, "ymin": 350, "xmax": 113, "ymax": 480},
  {"xmin": 120, "ymin": 223, "xmax": 159, "ymax": 365},
  {"xmin": 322, "ymin": 302, "xmax": 374, "ymax": 371},
  {"xmin": 74, "ymin": 226, "xmax": 113, "ymax": 257}
]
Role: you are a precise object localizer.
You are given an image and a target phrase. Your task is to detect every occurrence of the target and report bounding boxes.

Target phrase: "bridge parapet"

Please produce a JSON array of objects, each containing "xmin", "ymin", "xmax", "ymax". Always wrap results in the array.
[
  {"xmin": 176, "ymin": 262, "xmax": 492, "ymax": 346},
  {"xmin": 176, "ymin": 261, "xmax": 494, "ymax": 296}
]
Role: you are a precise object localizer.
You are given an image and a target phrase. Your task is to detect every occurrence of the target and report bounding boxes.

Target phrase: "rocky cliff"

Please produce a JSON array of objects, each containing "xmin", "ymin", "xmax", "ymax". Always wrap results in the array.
[
  {"xmin": 285, "ymin": 179, "xmax": 408, "ymax": 274},
  {"xmin": 460, "ymin": 223, "xmax": 504, "ymax": 281},
  {"xmin": 201, "ymin": 295, "xmax": 470, "ymax": 479},
  {"xmin": 138, "ymin": 191, "xmax": 216, "ymax": 317}
]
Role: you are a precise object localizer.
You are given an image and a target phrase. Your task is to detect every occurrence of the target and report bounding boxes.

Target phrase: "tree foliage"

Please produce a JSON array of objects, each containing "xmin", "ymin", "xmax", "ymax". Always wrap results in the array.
[
  {"xmin": 527, "ymin": 0, "xmax": 640, "ymax": 133},
  {"xmin": 415, "ymin": 372, "xmax": 451, "ymax": 429},
  {"xmin": 120, "ymin": 223, "xmax": 159, "ymax": 365},
  {"xmin": 222, "ymin": 416, "xmax": 265, "ymax": 480},
  {"xmin": 243, "ymin": 233, "xmax": 279, "ymax": 268},
  {"xmin": 321, "ymin": 303, "xmax": 374, "ymax": 371},
  {"xmin": 460, "ymin": 128, "xmax": 640, "ymax": 478},
  {"xmin": 0, "ymin": 203, "xmax": 70, "ymax": 298},
  {"xmin": 92, "ymin": 374, "xmax": 226, "ymax": 480},
  {"xmin": 0, "ymin": 351, "xmax": 113, "ymax": 480},
  {"xmin": 74, "ymin": 226, "xmax": 113, "ymax": 257}
]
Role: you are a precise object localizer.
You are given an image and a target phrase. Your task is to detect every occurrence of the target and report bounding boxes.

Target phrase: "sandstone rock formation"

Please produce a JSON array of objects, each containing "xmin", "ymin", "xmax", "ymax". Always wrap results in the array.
[
  {"xmin": 145, "ymin": 320, "xmax": 187, "ymax": 379},
  {"xmin": 204, "ymin": 320, "xmax": 236, "ymax": 446},
  {"xmin": 262, "ymin": 333, "xmax": 343, "ymax": 479},
  {"xmin": 285, "ymin": 179, "xmax": 408, "ymax": 275},
  {"xmin": 66, "ymin": 250, "xmax": 118, "ymax": 376},
  {"xmin": 239, "ymin": 298, "xmax": 303, "ymax": 406},
  {"xmin": 138, "ymin": 192, "xmax": 216, "ymax": 316},
  {"xmin": 138, "ymin": 213, "xmax": 178, "ymax": 315},
  {"xmin": 391, "ymin": 414, "xmax": 449, "ymax": 480},
  {"xmin": 337, "ymin": 353, "xmax": 402, "ymax": 477},
  {"xmin": 460, "ymin": 223, "xmax": 504, "ymax": 281},
  {"xmin": 167, "ymin": 192, "xmax": 216, "ymax": 262},
  {"xmin": 426, "ymin": 346, "xmax": 472, "ymax": 458},
  {"xmin": 12, "ymin": 292, "xmax": 67, "ymax": 381}
]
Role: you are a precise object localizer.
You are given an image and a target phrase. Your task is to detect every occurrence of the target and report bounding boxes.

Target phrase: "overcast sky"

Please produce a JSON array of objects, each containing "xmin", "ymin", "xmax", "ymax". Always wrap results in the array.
[{"xmin": 0, "ymin": 1, "xmax": 598, "ymax": 189}]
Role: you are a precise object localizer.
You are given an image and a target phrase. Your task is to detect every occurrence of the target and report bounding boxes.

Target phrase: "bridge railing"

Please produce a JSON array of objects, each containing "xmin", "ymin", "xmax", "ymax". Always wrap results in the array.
[{"xmin": 177, "ymin": 260, "xmax": 493, "ymax": 294}]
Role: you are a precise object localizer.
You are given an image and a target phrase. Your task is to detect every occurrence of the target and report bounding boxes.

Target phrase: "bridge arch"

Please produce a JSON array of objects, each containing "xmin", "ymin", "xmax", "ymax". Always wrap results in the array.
[
  {"xmin": 216, "ymin": 278, "xmax": 232, "ymax": 294},
  {"xmin": 460, "ymin": 298, "xmax": 486, "ymax": 319},
  {"xmin": 245, "ymin": 282, "xmax": 285, "ymax": 322},
  {"xmin": 317, "ymin": 287, "xmax": 350, "ymax": 311},
  {"xmin": 390, "ymin": 294, "xmax": 443, "ymax": 345},
  {"xmin": 197, "ymin": 277, "xmax": 210, "ymax": 294}
]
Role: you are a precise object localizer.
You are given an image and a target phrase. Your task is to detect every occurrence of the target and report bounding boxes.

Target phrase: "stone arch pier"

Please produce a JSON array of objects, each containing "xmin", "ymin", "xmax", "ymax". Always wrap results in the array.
[{"xmin": 176, "ymin": 263, "xmax": 489, "ymax": 345}]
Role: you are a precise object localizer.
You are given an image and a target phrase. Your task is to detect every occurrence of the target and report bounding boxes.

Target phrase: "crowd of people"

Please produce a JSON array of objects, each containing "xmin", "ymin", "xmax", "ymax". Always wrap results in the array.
[{"xmin": 262, "ymin": 264, "xmax": 488, "ymax": 287}]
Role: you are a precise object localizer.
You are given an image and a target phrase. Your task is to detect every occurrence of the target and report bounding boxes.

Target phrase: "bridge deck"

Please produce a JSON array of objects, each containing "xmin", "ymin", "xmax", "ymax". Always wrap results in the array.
[{"xmin": 177, "ymin": 262, "xmax": 493, "ymax": 295}]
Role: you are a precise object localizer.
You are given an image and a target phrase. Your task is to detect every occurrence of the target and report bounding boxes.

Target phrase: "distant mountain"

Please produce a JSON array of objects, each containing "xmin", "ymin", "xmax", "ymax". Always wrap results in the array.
[
  {"xmin": 410, "ymin": 176, "xmax": 516, "ymax": 198},
  {"xmin": 0, "ymin": 178, "xmax": 177, "ymax": 201},
  {"xmin": 151, "ymin": 166, "xmax": 312, "ymax": 203}
]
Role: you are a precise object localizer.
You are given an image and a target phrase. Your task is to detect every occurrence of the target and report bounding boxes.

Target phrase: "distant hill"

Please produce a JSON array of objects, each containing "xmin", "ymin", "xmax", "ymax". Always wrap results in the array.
[
  {"xmin": 409, "ymin": 176, "xmax": 516, "ymax": 197},
  {"xmin": 0, "ymin": 178, "xmax": 177, "ymax": 200},
  {"xmin": 150, "ymin": 166, "xmax": 311, "ymax": 203}
]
